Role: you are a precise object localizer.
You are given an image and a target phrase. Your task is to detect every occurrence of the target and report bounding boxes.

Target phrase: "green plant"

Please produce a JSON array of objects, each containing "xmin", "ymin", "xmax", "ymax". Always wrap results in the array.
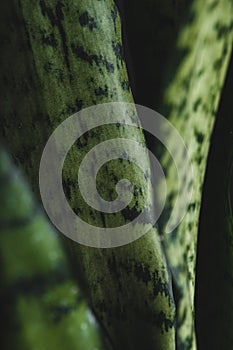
[{"xmin": 0, "ymin": 0, "xmax": 233, "ymax": 349}]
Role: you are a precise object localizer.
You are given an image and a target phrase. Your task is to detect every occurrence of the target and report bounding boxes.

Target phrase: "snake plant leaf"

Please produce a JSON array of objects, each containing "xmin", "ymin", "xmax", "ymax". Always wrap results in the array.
[
  {"xmin": 0, "ymin": 145, "xmax": 106, "ymax": 350},
  {"xmin": 0, "ymin": 1, "xmax": 176, "ymax": 349},
  {"xmin": 157, "ymin": 0, "xmax": 233, "ymax": 348},
  {"xmin": 195, "ymin": 53, "xmax": 233, "ymax": 350}
]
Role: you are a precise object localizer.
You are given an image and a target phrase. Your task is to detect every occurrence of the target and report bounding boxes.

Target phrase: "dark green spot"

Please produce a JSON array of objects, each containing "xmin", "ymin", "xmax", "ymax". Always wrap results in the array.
[{"xmin": 79, "ymin": 11, "xmax": 97, "ymax": 31}]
